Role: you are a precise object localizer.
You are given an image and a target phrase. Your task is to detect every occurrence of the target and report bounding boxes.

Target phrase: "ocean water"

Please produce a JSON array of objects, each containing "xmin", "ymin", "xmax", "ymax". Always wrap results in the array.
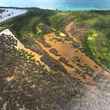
[
  {"xmin": 56, "ymin": 0, "xmax": 110, "ymax": 10},
  {"xmin": 0, "ymin": 0, "xmax": 110, "ymax": 10}
]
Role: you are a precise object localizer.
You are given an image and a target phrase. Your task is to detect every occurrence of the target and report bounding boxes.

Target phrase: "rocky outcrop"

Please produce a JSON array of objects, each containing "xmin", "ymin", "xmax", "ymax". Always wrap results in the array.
[{"xmin": 0, "ymin": 29, "xmax": 25, "ymax": 49}]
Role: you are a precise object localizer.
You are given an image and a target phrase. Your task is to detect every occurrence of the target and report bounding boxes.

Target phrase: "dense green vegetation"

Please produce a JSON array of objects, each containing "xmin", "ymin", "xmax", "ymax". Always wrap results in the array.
[
  {"xmin": 51, "ymin": 11, "xmax": 110, "ymax": 69},
  {"xmin": 0, "ymin": 8, "xmax": 110, "ymax": 69},
  {"xmin": 81, "ymin": 12, "xmax": 110, "ymax": 69},
  {"xmin": 0, "ymin": 8, "xmax": 56, "ymax": 39},
  {"xmin": 0, "ymin": 8, "xmax": 74, "ymax": 39}
]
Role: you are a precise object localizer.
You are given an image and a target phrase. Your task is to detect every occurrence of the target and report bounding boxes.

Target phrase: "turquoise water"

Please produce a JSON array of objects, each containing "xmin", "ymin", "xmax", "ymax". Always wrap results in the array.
[
  {"xmin": 0, "ymin": 0, "xmax": 110, "ymax": 10},
  {"xmin": 56, "ymin": 0, "xmax": 110, "ymax": 10}
]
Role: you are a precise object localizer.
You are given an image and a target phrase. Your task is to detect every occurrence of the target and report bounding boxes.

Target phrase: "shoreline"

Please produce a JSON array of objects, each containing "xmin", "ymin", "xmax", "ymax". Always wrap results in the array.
[
  {"xmin": 0, "ymin": 8, "xmax": 27, "ymax": 23},
  {"xmin": 0, "ymin": 6, "xmax": 110, "ymax": 12}
]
